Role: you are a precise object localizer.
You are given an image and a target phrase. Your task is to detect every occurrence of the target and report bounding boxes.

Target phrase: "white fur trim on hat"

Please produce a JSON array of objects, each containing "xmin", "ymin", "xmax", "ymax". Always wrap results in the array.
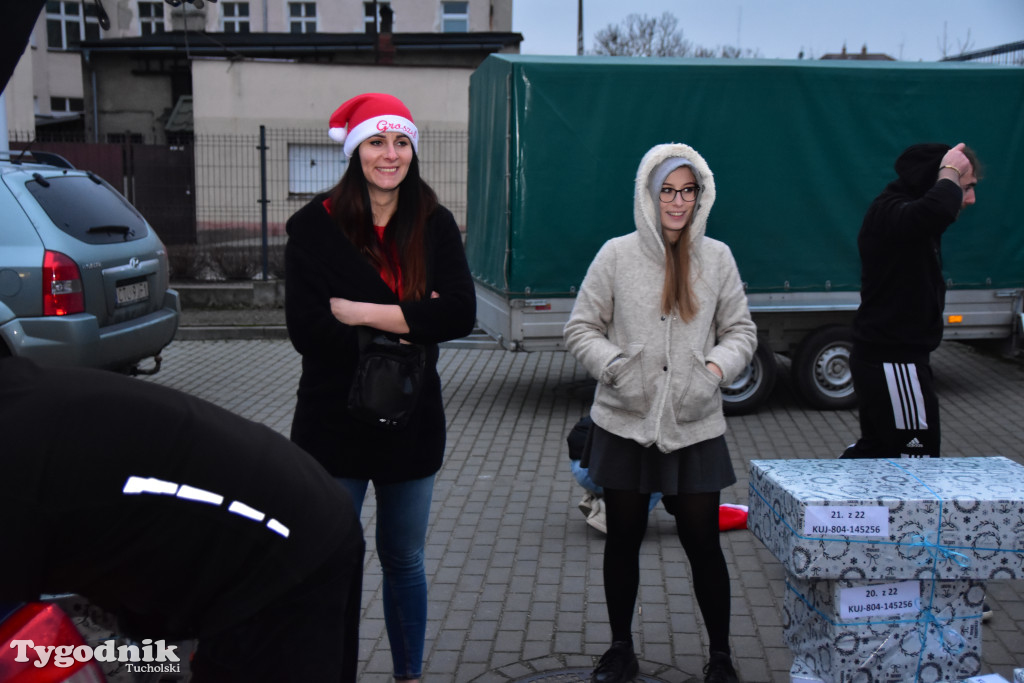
[{"xmin": 342, "ymin": 114, "xmax": 418, "ymax": 157}]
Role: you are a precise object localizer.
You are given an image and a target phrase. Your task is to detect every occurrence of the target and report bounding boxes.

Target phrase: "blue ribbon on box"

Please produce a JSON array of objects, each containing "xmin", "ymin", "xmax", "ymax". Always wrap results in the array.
[
  {"xmin": 762, "ymin": 459, "xmax": 992, "ymax": 682},
  {"xmin": 908, "ymin": 531, "xmax": 971, "ymax": 570},
  {"xmin": 784, "ymin": 578, "xmax": 973, "ymax": 682},
  {"xmin": 748, "ymin": 458, "xmax": 1024, "ymax": 570}
]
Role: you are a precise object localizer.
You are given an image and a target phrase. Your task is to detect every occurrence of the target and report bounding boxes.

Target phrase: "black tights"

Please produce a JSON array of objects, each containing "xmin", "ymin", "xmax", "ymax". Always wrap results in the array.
[{"xmin": 602, "ymin": 488, "xmax": 731, "ymax": 655}]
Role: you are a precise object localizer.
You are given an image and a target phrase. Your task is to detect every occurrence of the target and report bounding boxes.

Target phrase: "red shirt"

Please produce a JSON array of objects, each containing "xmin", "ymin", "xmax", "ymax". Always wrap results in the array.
[{"xmin": 323, "ymin": 198, "xmax": 403, "ymax": 298}]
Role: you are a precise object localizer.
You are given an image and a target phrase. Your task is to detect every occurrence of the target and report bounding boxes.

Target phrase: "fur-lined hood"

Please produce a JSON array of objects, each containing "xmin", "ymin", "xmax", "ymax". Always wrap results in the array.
[{"xmin": 633, "ymin": 143, "xmax": 716, "ymax": 259}]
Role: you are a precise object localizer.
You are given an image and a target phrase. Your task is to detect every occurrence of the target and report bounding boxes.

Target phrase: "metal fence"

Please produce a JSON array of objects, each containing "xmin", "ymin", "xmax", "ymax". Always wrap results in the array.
[
  {"xmin": 10, "ymin": 126, "xmax": 469, "ymax": 280},
  {"xmin": 189, "ymin": 126, "xmax": 468, "ymax": 280}
]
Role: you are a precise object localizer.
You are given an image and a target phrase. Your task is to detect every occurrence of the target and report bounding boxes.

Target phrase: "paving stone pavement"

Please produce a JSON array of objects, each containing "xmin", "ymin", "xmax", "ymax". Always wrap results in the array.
[{"xmin": 142, "ymin": 337, "xmax": 1024, "ymax": 682}]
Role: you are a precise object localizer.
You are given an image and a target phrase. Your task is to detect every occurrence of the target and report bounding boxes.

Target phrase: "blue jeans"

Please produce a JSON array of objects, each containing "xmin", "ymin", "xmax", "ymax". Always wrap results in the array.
[
  {"xmin": 570, "ymin": 460, "xmax": 660, "ymax": 512},
  {"xmin": 338, "ymin": 475, "xmax": 434, "ymax": 680}
]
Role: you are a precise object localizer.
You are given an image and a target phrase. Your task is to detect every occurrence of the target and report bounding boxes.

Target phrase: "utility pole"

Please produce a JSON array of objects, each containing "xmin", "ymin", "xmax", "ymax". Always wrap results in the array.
[{"xmin": 576, "ymin": 0, "xmax": 584, "ymax": 55}]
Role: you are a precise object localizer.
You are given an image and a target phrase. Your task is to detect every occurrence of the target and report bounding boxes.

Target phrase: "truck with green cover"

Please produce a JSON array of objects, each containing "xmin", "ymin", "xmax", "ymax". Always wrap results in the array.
[{"xmin": 465, "ymin": 54, "xmax": 1024, "ymax": 413}]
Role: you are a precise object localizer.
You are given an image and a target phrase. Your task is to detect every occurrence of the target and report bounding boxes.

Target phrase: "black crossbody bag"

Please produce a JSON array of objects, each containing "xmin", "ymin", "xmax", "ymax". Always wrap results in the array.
[{"xmin": 347, "ymin": 327, "xmax": 426, "ymax": 431}]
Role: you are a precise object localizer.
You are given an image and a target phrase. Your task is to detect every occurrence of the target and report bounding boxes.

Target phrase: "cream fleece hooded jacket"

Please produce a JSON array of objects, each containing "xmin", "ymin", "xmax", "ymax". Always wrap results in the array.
[{"xmin": 564, "ymin": 143, "xmax": 757, "ymax": 453}]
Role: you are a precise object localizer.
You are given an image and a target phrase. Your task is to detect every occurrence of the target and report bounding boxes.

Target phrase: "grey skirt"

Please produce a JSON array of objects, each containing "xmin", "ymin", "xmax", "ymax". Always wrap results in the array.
[{"xmin": 587, "ymin": 423, "xmax": 736, "ymax": 495}]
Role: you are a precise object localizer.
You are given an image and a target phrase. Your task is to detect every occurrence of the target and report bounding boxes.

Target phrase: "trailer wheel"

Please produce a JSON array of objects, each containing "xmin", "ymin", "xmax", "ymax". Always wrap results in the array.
[
  {"xmin": 722, "ymin": 342, "xmax": 777, "ymax": 416},
  {"xmin": 792, "ymin": 326, "xmax": 856, "ymax": 410}
]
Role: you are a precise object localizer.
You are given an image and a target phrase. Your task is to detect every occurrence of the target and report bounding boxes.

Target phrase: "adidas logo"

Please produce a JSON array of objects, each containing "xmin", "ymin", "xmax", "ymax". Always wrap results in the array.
[{"xmin": 905, "ymin": 438, "xmax": 924, "ymax": 449}]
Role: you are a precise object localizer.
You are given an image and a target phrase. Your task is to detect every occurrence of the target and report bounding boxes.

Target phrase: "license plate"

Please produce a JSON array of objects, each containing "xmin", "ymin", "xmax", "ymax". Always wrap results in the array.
[{"xmin": 116, "ymin": 280, "xmax": 149, "ymax": 306}]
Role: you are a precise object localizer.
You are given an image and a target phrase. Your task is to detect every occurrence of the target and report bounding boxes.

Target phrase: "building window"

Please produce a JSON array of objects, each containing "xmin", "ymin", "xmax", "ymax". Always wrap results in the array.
[
  {"xmin": 50, "ymin": 96, "xmax": 85, "ymax": 113},
  {"xmin": 363, "ymin": 2, "xmax": 391, "ymax": 33},
  {"xmin": 138, "ymin": 1, "xmax": 165, "ymax": 36},
  {"xmin": 222, "ymin": 2, "xmax": 250, "ymax": 33},
  {"xmin": 288, "ymin": 144, "xmax": 346, "ymax": 195},
  {"xmin": 441, "ymin": 1, "xmax": 468, "ymax": 32},
  {"xmin": 46, "ymin": 1, "xmax": 101, "ymax": 50},
  {"xmin": 288, "ymin": 2, "xmax": 317, "ymax": 34}
]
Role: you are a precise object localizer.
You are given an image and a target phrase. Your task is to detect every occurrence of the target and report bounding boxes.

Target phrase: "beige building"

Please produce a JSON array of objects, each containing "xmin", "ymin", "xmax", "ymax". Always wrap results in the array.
[
  {"xmin": 7, "ymin": 0, "xmax": 517, "ymax": 139},
  {"xmin": 5, "ymin": 1, "xmax": 520, "ymax": 247}
]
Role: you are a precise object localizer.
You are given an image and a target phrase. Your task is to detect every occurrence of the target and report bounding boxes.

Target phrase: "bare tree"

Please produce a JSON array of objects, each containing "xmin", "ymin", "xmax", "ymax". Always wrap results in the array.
[
  {"xmin": 593, "ymin": 12, "xmax": 759, "ymax": 58},
  {"xmin": 937, "ymin": 23, "xmax": 975, "ymax": 59},
  {"xmin": 593, "ymin": 12, "xmax": 690, "ymax": 57}
]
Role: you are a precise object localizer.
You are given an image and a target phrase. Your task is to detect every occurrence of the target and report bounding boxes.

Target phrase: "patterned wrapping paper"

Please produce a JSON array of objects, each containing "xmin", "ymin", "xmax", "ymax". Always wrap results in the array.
[
  {"xmin": 784, "ymin": 576, "xmax": 984, "ymax": 683},
  {"xmin": 747, "ymin": 457, "xmax": 1024, "ymax": 580}
]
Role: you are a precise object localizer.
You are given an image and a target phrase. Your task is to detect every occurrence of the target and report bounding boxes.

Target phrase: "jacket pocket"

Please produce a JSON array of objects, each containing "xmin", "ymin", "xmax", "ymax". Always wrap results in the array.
[
  {"xmin": 595, "ymin": 343, "xmax": 650, "ymax": 416},
  {"xmin": 674, "ymin": 356, "xmax": 722, "ymax": 422}
]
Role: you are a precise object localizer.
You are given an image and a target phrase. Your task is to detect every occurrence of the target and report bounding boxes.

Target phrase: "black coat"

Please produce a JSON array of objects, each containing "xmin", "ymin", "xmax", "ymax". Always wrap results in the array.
[
  {"xmin": 852, "ymin": 144, "xmax": 963, "ymax": 360},
  {"xmin": 284, "ymin": 195, "xmax": 476, "ymax": 482},
  {"xmin": 0, "ymin": 356, "xmax": 359, "ymax": 640}
]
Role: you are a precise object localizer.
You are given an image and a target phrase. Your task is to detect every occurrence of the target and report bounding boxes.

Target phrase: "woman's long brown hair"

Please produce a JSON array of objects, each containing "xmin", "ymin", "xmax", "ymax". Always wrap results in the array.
[
  {"xmin": 328, "ymin": 151, "xmax": 438, "ymax": 301},
  {"xmin": 661, "ymin": 230, "xmax": 698, "ymax": 322}
]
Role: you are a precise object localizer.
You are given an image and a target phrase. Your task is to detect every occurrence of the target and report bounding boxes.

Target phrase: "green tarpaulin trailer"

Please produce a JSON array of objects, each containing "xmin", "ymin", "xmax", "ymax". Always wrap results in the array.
[{"xmin": 465, "ymin": 54, "xmax": 1024, "ymax": 413}]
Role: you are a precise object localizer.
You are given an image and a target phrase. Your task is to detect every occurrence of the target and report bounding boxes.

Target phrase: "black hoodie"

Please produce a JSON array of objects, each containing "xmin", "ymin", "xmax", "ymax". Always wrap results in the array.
[
  {"xmin": 851, "ymin": 143, "xmax": 964, "ymax": 360},
  {"xmin": 0, "ymin": 356, "xmax": 360, "ymax": 640}
]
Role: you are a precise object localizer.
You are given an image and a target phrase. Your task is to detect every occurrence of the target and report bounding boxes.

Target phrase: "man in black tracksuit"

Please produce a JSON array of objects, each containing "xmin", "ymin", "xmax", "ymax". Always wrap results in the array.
[
  {"xmin": 841, "ymin": 142, "xmax": 980, "ymax": 460},
  {"xmin": 0, "ymin": 356, "xmax": 364, "ymax": 682}
]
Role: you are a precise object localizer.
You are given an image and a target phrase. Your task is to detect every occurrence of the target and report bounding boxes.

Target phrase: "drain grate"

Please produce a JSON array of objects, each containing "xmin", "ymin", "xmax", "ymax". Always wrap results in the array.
[{"xmin": 510, "ymin": 670, "xmax": 669, "ymax": 683}]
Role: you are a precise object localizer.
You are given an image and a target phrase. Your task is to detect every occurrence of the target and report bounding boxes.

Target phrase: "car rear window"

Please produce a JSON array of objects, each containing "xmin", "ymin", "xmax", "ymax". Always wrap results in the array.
[{"xmin": 25, "ymin": 174, "xmax": 150, "ymax": 245}]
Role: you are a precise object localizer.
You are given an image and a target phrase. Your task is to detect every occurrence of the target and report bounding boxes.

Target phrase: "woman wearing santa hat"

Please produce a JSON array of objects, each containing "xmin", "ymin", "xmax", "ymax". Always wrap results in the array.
[{"xmin": 285, "ymin": 92, "xmax": 476, "ymax": 682}]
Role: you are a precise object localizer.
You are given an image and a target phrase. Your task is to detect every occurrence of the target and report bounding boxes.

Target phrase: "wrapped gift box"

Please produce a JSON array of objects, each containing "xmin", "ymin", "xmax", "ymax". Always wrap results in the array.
[
  {"xmin": 748, "ymin": 457, "xmax": 1024, "ymax": 580},
  {"xmin": 789, "ymin": 655, "xmax": 824, "ymax": 683},
  {"xmin": 785, "ymin": 576, "xmax": 984, "ymax": 683}
]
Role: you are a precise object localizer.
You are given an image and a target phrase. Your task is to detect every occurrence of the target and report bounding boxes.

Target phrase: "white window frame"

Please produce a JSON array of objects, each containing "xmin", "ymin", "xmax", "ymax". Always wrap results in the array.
[
  {"xmin": 46, "ymin": 1, "xmax": 101, "ymax": 50},
  {"xmin": 221, "ymin": 1, "xmax": 251, "ymax": 33},
  {"xmin": 138, "ymin": 1, "xmax": 166, "ymax": 36},
  {"xmin": 50, "ymin": 96, "xmax": 85, "ymax": 114},
  {"xmin": 288, "ymin": 143, "xmax": 347, "ymax": 196},
  {"xmin": 441, "ymin": 1, "xmax": 469, "ymax": 33},
  {"xmin": 363, "ymin": 2, "xmax": 391, "ymax": 33},
  {"xmin": 287, "ymin": 2, "xmax": 317, "ymax": 34}
]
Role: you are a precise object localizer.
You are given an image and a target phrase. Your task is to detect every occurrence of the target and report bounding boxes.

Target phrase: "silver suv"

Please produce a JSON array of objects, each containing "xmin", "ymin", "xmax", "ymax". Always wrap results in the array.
[{"xmin": 0, "ymin": 151, "xmax": 179, "ymax": 374}]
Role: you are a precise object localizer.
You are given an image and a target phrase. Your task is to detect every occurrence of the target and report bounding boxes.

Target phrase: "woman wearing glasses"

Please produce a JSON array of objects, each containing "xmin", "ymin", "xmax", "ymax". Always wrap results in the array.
[{"xmin": 564, "ymin": 143, "xmax": 756, "ymax": 683}]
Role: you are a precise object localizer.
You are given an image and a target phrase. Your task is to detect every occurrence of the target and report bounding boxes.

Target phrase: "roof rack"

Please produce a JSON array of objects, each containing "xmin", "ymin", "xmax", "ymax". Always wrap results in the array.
[{"xmin": 0, "ymin": 149, "xmax": 76, "ymax": 169}]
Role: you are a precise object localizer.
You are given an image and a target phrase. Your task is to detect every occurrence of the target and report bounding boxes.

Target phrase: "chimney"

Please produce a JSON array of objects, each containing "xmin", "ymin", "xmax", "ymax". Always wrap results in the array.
[{"xmin": 376, "ymin": 5, "xmax": 395, "ymax": 64}]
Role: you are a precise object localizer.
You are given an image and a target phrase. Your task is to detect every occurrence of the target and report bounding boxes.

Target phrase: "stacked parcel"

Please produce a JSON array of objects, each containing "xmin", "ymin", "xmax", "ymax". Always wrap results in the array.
[{"xmin": 748, "ymin": 457, "xmax": 1024, "ymax": 682}]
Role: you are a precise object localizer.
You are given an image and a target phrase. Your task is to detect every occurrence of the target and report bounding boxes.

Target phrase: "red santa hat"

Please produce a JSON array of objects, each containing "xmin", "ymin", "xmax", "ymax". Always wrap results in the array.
[
  {"xmin": 718, "ymin": 503, "xmax": 749, "ymax": 532},
  {"xmin": 328, "ymin": 93, "xmax": 419, "ymax": 158}
]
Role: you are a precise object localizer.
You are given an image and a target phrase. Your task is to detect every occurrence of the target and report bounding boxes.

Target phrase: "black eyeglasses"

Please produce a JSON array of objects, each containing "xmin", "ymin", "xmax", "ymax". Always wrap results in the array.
[{"xmin": 659, "ymin": 185, "xmax": 700, "ymax": 203}]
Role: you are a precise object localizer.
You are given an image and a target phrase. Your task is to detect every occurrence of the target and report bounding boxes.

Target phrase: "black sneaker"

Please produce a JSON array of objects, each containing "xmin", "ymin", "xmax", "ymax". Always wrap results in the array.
[
  {"xmin": 982, "ymin": 601, "xmax": 993, "ymax": 622},
  {"xmin": 591, "ymin": 640, "xmax": 639, "ymax": 683},
  {"xmin": 703, "ymin": 651, "xmax": 739, "ymax": 683}
]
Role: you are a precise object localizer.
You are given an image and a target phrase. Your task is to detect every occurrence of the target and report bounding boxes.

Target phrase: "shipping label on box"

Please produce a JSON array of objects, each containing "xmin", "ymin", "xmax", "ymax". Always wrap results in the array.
[
  {"xmin": 785, "ymin": 576, "xmax": 984, "ymax": 683},
  {"xmin": 748, "ymin": 457, "xmax": 1024, "ymax": 580}
]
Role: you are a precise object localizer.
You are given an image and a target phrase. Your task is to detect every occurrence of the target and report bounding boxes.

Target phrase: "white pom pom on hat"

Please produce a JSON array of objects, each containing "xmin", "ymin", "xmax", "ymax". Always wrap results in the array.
[{"xmin": 327, "ymin": 93, "xmax": 419, "ymax": 158}]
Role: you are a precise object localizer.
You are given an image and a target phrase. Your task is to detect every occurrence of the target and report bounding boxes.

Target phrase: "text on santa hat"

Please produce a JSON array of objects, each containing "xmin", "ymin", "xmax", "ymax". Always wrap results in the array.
[{"xmin": 377, "ymin": 119, "xmax": 417, "ymax": 140}]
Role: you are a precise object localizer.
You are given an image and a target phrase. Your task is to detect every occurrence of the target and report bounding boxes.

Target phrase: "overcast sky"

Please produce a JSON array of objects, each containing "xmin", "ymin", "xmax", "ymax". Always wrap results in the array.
[{"xmin": 511, "ymin": 0, "xmax": 1024, "ymax": 61}]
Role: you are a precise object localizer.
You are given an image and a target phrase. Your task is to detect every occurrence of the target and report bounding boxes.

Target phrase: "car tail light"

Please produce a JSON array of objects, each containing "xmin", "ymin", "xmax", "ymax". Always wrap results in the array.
[
  {"xmin": 0, "ymin": 603, "xmax": 106, "ymax": 682},
  {"xmin": 42, "ymin": 251, "xmax": 85, "ymax": 316}
]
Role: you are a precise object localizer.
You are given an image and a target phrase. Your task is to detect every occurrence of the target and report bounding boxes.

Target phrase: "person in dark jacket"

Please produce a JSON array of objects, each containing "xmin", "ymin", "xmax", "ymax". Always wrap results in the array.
[
  {"xmin": 842, "ymin": 142, "xmax": 980, "ymax": 460},
  {"xmin": 0, "ymin": 356, "xmax": 364, "ymax": 683},
  {"xmin": 284, "ymin": 92, "xmax": 476, "ymax": 682}
]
